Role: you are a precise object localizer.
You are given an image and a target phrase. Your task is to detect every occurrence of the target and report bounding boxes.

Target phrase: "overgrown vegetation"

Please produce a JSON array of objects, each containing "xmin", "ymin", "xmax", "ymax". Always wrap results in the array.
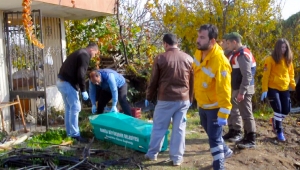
[
  {"xmin": 26, "ymin": 128, "xmax": 73, "ymax": 148},
  {"xmin": 64, "ymin": 0, "xmax": 300, "ymax": 113}
]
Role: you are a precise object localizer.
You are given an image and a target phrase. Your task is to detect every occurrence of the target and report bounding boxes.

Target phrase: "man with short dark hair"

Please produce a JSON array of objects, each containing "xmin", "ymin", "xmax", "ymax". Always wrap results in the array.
[
  {"xmin": 221, "ymin": 33, "xmax": 234, "ymax": 141},
  {"xmin": 144, "ymin": 33, "xmax": 194, "ymax": 166},
  {"xmin": 57, "ymin": 42, "xmax": 99, "ymax": 143},
  {"xmin": 88, "ymin": 68, "xmax": 132, "ymax": 116},
  {"xmin": 220, "ymin": 34, "xmax": 232, "ymax": 58},
  {"xmin": 193, "ymin": 24, "xmax": 233, "ymax": 170},
  {"xmin": 225, "ymin": 32, "xmax": 257, "ymax": 149}
]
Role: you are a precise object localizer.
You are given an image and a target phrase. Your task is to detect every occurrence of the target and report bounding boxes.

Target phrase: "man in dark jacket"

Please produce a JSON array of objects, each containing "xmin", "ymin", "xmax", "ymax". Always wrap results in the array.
[
  {"xmin": 57, "ymin": 42, "xmax": 99, "ymax": 143},
  {"xmin": 144, "ymin": 33, "xmax": 194, "ymax": 166},
  {"xmin": 89, "ymin": 68, "xmax": 132, "ymax": 116}
]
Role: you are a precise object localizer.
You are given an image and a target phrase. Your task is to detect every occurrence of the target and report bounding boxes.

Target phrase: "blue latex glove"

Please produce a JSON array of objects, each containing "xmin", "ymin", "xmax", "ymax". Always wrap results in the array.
[
  {"xmin": 260, "ymin": 91, "xmax": 268, "ymax": 101},
  {"xmin": 217, "ymin": 118, "xmax": 227, "ymax": 126},
  {"xmin": 82, "ymin": 91, "xmax": 89, "ymax": 101},
  {"xmin": 92, "ymin": 105, "xmax": 97, "ymax": 114},
  {"xmin": 145, "ymin": 99, "xmax": 149, "ymax": 107},
  {"xmin": 110, "ymin": 106, "xmax": 118, "ymax": 112},
  {"xmin": 104, "ymin": 106, "xmax": 110, "ymax": 112}
]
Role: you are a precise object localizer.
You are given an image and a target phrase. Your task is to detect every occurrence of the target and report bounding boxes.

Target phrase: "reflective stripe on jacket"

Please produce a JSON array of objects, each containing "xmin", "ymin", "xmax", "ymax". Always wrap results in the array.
[
  {"xmin": 262, "ymin": 56, "xmax": 296, "ymax": 92},
  {"xmin": 193, "ymin": 44, "xmax": 232, "ymax": 119},
  {"xmin": 229, "ymin": 47, "xmax": 256, "ymax": 94}
]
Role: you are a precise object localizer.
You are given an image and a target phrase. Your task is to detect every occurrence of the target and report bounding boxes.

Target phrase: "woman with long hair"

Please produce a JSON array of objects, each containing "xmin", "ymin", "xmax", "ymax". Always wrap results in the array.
[{"xmin": 261, "ymin": 38, "xmax": 296, "ymax": 141}]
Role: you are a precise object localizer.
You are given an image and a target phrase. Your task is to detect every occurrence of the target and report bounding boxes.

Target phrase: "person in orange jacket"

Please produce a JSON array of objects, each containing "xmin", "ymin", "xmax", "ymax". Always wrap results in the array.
[{"xmin": 261, "ymin": 38, "xmax": 296, "ymax": 141}]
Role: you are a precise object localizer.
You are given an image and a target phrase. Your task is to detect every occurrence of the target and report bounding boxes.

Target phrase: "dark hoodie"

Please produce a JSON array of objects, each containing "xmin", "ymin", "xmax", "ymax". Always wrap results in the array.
[{"xmin": 58, "ymin": 48, "xmax": 91, "ymax": 92}]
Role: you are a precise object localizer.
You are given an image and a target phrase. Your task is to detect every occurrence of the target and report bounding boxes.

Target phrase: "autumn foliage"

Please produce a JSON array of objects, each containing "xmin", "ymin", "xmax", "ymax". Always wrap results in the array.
[
  {"xmin": 146, "ymin": 0, "xmax": 300, "ymax": 107},
  {"xmin": 63, "ymin": 0, "xmax": 300, "ymax": 106},
  {"xmin": 22, "ymin": 0, "xmax": 44, "ymax": 49}
]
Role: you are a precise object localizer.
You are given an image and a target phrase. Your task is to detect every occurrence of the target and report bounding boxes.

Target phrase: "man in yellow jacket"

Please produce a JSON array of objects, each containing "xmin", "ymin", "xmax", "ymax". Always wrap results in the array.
[{"xmin": 193, "ymin": 24, "xmax": 232, "ymax": 170}]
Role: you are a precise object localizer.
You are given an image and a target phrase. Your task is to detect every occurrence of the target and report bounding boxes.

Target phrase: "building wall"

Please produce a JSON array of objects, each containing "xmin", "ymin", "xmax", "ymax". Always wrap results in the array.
[
  {"xmin": 0, "ymin": 10, "xmax": 12, "ymax": 131},
  {"xmin": 35, "ymin": 0, "xmax": 115, "ymax": 15},
  {"xmin": 41, "ymin": 17, "xmax": 66, "ymax": 85},
  {"xmin": 60, "ymin": 18, "xmax": 67, "ymax": 62},
  {"xmin": 42, "ymin": 17, "xmax": 64, "ymax": 86}
]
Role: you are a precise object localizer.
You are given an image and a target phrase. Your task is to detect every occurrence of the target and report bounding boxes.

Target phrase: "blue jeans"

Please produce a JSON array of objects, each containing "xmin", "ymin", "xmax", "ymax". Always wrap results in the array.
[
  {"xmin": 146, "ymin": 100, "xmax": 190, "ymax": 164},
  {"xmin": 56, "ymin": 79, "xmax": 81, "ymax": 137},
  {"xmin": 199, "ymin": 108, "xmax": 229, "ymax": 170}
]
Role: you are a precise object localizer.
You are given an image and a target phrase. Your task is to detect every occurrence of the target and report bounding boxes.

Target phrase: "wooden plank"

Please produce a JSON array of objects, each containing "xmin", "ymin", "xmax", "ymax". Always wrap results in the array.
[
  {"xmin": 0, "ymin": 109, "xmax": 5, "ymax": 132},
  {"xmin": 0, "ymin": 102, "xmax": 20, "ymax": 108},
  {"xmin": 16, "ymin": 95, "xmax": 29, "ymax": 132},
  {"xmin": 0, "ymin": 95, "xmax": 28, "ymax": 133}
]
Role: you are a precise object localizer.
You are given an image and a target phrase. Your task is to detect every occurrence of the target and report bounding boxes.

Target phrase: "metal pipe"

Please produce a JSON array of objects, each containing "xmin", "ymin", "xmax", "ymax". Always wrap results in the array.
[
  {"xmin": 37, "ymin": 10, "xmax": 48, "ymax": 130},
  {"xmin": 4, "ymin": 13, "xmax": 16, "ymax": 131}
]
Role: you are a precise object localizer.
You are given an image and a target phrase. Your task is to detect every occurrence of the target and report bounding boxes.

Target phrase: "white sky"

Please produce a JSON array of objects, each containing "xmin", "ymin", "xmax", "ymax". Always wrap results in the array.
[{"xmin": 281, "ymin": 0, "xmax": 299, "ymax": 19}]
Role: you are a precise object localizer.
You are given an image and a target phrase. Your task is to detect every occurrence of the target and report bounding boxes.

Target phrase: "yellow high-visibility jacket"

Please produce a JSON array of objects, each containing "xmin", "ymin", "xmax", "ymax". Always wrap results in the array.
[
  {"xmin": 262, "ymin": 56, "xmax": 296, "ymax": 92},
  {"xmin": 193, "ymin": 44, "xmax": 232, "ymax": 119}
]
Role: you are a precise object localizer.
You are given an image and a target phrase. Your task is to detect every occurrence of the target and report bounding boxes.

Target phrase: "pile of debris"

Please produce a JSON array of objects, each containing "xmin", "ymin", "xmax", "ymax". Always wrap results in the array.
[
  {"xmin": 0, "ymin": 139, "xmax": 143, "ymax": 170},
  {"xmin": 0, "ymin": 132, "xmax": 31, "ymax": 151}
]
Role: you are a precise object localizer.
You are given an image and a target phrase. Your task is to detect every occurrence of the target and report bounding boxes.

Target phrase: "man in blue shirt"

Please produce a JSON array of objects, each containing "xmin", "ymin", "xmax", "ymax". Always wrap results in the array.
[{"xmin": 89, "ymin": 69, "xmax": 132, "ymax": 116}]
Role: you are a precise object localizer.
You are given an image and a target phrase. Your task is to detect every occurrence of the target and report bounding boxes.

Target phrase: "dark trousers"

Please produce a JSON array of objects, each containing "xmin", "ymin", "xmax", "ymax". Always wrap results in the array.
[
  {"xmin": 96, "ymin": 83, "xmax": 132, "ymax": 116},
  {"xmin": 199, "ymin": 108, "xmax": 230, "ymax": 170},
  {"xmin": 267, "ymin": 88, "xmax": 290, "ymax": 132}
]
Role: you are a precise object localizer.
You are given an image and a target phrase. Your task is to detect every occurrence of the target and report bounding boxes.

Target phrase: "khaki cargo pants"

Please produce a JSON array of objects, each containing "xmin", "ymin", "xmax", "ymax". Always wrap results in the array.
[{"xmin": 228, "ymin": 90, "xmax": 256, "ymax": 133}]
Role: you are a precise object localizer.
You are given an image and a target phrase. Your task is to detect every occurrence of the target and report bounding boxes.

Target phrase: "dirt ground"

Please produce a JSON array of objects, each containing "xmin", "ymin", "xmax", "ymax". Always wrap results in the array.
[
  {"xmin": 138, "ymin": 114, "xmax": 300, "ymax": 170},
  {"xmin": 3, "ymin": 110, "xmax": 299, "ymax": 170}
]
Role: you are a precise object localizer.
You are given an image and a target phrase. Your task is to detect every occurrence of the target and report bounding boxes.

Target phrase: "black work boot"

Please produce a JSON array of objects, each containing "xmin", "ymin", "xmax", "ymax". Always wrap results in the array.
[
  {"xmin": 72, "ymin": 136, "xmax": 89, "ymax": 143},
  {"xmin": 228, "ymin": 130, "xmax": 243, "ymax": 142},
  {"xmin": 237, "ymin": 132, "xmax": 256, "ymax": 149},
  {"xmin": 236, "ymin": 130, "xmax": 247, "ymax": 145},
  {"xmin": 223, "ymin": 129, "xmax": 235, "ymax": 140}
]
